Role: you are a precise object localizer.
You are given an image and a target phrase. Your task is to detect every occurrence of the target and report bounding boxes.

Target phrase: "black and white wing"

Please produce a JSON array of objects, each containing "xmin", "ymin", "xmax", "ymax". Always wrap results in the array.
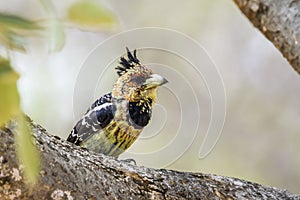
[
  {"xmin": 67, "ymin": 92, "xmax": 115, "ymax": 145},
  {"xmin": 85, "ymin": 92, "xmax": 113, "ymax": 114}
]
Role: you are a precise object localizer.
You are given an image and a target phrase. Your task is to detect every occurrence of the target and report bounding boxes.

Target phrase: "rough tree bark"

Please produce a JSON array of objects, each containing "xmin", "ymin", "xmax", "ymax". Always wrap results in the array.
[
  {"xmin": 233, "ymin": 0, "xmax": 300, "ymax": 75},
  {"xmin": 1, "ymin": 120, "xmax": 299, "ymax": 199}
]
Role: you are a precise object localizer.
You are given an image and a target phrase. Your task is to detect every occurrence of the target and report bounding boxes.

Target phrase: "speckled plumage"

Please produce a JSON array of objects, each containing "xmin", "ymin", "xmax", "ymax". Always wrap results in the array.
[{"xmin": 67, "ymin": 48, "xmax": 167, "ymax": 157}]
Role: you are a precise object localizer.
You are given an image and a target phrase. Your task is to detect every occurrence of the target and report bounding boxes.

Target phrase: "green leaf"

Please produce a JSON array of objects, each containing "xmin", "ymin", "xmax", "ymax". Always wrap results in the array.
[
  {"xmin": 47, "ymin": 19, "xmax": 66, "ymax": 52},
  {"xmin": 0, "ymin": 13, "xmax": 41, "ymax": 30},
  {"xmin": 0, "ymin": 13, "xmax": 41, "ymax": 52},
  {"xmin": 15, "ymin": 115, "xmax": 40, "ymax": 186},
  {"xmin": 0, "ymin": 56, "xmax": 20, "ymax": 126},
  {"xmin": 39, "ymin": 0, "xmax": 66, "ymax": 52},
  {"xmin": 0, "ymin": 30, "xmax": 26, "ymax": 51},
  {"xmin": 68, "ymin": 0, "xmax": 117, "ymax": 31}
]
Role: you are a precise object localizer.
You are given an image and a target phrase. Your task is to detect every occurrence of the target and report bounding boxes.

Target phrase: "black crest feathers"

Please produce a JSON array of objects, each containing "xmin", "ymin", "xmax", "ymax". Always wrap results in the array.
[{"xmin": 116, "ymin": 47, "xmax": 140, "ymax": 76}]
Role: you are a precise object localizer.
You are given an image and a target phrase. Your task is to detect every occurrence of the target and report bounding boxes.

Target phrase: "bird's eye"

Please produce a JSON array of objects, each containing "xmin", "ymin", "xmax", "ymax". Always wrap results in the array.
[
  {"xmin": 135, "ymin": 85, "xmax": 146, "ymax": 96},
  {"xmin": 140, "ymin": 85, "xmax": 146, "ymax": 90}
]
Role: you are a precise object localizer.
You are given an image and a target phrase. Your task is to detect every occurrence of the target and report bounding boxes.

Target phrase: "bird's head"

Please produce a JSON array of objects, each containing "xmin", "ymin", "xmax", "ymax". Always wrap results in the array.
[{"xmin": 112, "ymin": 48, "xmax": 167, "ymax": 103}]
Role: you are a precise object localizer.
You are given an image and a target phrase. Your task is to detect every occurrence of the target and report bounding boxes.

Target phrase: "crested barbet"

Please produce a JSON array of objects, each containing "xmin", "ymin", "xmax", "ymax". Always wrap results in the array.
[{"xmin": 67, "ymin": 48, "xmax": 168, "ymax": 157}]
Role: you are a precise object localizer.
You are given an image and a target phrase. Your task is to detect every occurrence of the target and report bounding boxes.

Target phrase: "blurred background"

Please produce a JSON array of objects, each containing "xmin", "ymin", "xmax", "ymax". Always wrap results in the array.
[{"xmin": 0, "ymin": 0, "xmax": 299, "ymax": 194}]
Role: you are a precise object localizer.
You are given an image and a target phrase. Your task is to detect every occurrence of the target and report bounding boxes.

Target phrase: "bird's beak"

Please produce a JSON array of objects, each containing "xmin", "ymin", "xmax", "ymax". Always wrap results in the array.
[{"xmin": 144, "ymin": 74, "xmax": 168, "ymax": 89}]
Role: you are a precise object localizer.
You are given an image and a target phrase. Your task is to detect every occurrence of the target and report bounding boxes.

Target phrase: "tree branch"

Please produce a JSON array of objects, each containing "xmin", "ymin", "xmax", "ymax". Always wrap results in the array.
[
  {"xmin": 0, "ymin": 119, "xmax": 299, "ymax": 199},
  {"xmin": 233, "ymin": 0, "xmax": 300, "ymax": 75}
]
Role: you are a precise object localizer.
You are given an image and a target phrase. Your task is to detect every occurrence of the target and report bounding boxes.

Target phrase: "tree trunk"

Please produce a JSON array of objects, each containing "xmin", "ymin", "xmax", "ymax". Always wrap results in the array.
[
  {"xmin": 0, "ymin": 119, "xmax": 299, "ymax": 199},
  {"xmin": 233, "ymin": 0, "xmax": 300, "ymax": 75}
]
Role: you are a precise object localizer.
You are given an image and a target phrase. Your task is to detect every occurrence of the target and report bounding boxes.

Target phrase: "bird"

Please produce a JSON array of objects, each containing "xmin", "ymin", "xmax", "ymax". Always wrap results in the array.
[{"xmin": 67, "ymin": 48, "xmax": 168, "ymax": 158}]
